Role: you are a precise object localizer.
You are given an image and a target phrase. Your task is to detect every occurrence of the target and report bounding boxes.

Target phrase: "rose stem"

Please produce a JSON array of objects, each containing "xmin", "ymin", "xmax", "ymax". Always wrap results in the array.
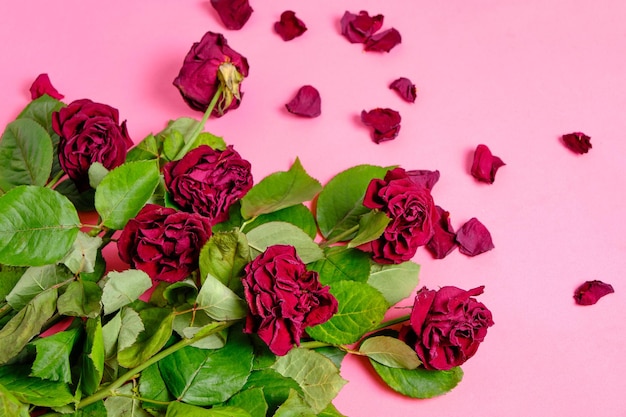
[{"xmin": 319, "ymin": 225, "xmax": 360, "ymax": 248}]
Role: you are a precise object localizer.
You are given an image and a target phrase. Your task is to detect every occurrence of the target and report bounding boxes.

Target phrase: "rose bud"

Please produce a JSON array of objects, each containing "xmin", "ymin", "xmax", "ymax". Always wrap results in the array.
[
  {"xmin": 574, "ymin": 280, "xmax": 614, "ymax": 305},
  {"xmin": 361, "ymin": 108, "xmax": 401, "ymax": 143},
  {"xmin": 389, "ymin": 77, "xmax": 416, "ymax": 103},
  {"xmin": 362, "ymin": 167, "xmax": 436, "ymax": 264},
  {"xmin": 471, "ymin": 144, "xmax": 505, "ymax": 184},
  {"xmin": 173, "ymin": 31, "xmax": 249, "ymax": 116},
  {"xmin": 274, "ymin": 10, "xmax": 307, "ymax": 41},
  {"xmin": 455, "ymin": 217, "xmax": 494, "ymax": 256},
  {"xmin": 285, "ymin": 85, "xmax": 321, "ymax": 118},
  {"xmin": 118, "ymin": 204, "xmax": 212, "ymax": 283},
  {"xmin": 242, "ymin": 245, "xmax": 338, "ymax": 356},
  {"xmin": 364, "ymin": 28, "xmax": 402, "ymax": 52},
  {"xmin": 340, "ymin": 10, "xmax": 384, "ymax": 44},
  {"xmin": 210, "ymin": 0, "xmax": 253, "ymax": 30},
  {"xmin": 561, "ymin": 132, "xmax": 592, "ymax": 154},
  {"xmin": 30, "ymin": 73, "xmax": 64, "ymax": 100},
  {"xmin": 426, "ymin": 206, "xmax": 457, "ymax": 259},
  {"xmin": 399, "ymin": 286, "xmax": 494, "ymax": 371},
  {"xmin": 163, "ymin": 145, "xmax": 253, "ymax": 225},
  {"xmin": 52, "ymin": 99, "xmax": 132, "ymax": 191}
]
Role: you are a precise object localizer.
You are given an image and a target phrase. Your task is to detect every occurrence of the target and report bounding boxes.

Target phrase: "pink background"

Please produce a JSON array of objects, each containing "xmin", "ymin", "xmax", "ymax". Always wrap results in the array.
[{"xmin": 1, "ymin": 1, "xmax": 625, "ymax": 416}]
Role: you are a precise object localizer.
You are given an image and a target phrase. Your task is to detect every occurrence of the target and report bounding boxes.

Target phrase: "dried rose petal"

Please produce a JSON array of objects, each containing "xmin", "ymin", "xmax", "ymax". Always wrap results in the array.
[
  {"xmin": 361, "ymin": 108, "xmax": 401, "ymax": 143},
  {"xmin": 406, "ymin": 169, "xmax": 440, "ymax": 190},
  {"xmin": 426, "ymin": 206, "xmax": 457, "ymax": 259},
  {"xmin": 210, "ymin": 0, "xmax": 253, "ymax": 30},
  {"xmin": 455, "ymin": 217, "xmax": 494, "ymax": 256},
  {"xmin": 340, "ymin": 10, "xmax": 384, "ymax": 44},
  {"xmin": 561, "ymin": 132, "xmax": 592, "ymax": 154},
  {"xmin": 29, "ymin": 73, "xmax": 64, "ymax": 100},
  {"xmin": 574, "ymin": 280, "xmax": 614, "ymax": 305},
  {"xmin": 285, "ymin": 85, "xmax": 321, "ymax": 118},
  {"xmin": 390, "ymin": 77, "xmax": 416, "ymax": 103},
  {"xmin": 274, "ymin": 10, "xmax": 307, "ymax": 41},
  {"xmin": 364, "ymin": 28, "xmax": 402, "ymax": 52},
  {"xmin": 471, "ymin": 144, "xmax": 505, "ymax": 184}
]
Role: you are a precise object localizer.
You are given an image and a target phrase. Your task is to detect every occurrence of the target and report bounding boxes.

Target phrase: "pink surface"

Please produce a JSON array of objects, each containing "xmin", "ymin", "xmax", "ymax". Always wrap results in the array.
[{"xmin": 2, "ymin": 1, "xmax": 625, "ymax": 415}]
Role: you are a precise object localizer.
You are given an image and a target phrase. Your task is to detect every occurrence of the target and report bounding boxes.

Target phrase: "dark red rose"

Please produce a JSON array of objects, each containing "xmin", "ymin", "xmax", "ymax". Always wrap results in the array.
[
  {"xmin": 340, "ymin": 10, "xmax": 384, "ymax": 44},
  {"xmin": 30, "ymin": 73, "xmax": 64, "ymax": 100},
  {"xmin": 242, "ymin": 245, "xmax": 338, "ymax": 356},
  {"xmin": 210, "ymin": 0, "xmax": 253, "ymax": 30},
  {"xmin": 361, "ymin": 108, "xmax": 401, "ymax": 143},
  {"xmin": 561, "ymin": 132, "xmax": 592, "ymax": 154},
  {"xmin": 363, "ymin": 168, "xmax": 436, "ymax": 264},
  {"xmin": 52, "ymin": 99, "xmax": 132, "ymax": 191},
  {"xmin": 389, "ymin": 77, "xmax": 416, "ymax": 103},
  {"xmin": 173, "ymin": 31, "xmax": 249, "ymax": 116},
  {"xmin": 574, "ymin": 280, "xmax": 614, "ymax": 305},
  {"xmin": 163, "ymin": 145, "xmax": 252, "ymax": 225},
  {"xmin": 426, "ymin": 206, "xmax": 457, "ymax": 259},
  {"xmin": 274, "ymin": 11, "xmax": 307, "ymax": 41},
  {"xmin": 399, "ymin": 286, "xmax": 494, "ymax": 370},
  {"xmin": 455, "ymin": 217, "xmax": 494, "ymax": 256},
  {"xmin": 285, "ymin": 85, "xmax": 321, "ymax": 118},
  {"xmin": 118, "ymin": 204, "xmax": 212, "ymax": 283},
  {"xmin": 406, "ymin": 169, "xmax": 440, "ymax": 191},
  {"xmin": 364, "ymin": 28, "xmax": 402, "ymax": 52},
  {"xmin": 471, "ymin": 144, "xmax": 505, "ymax": 184}
]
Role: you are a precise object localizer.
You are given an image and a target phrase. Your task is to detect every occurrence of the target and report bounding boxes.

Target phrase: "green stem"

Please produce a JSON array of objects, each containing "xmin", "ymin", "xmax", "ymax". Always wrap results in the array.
[
  {"xmin": 319, "ymin": 225, "xmax": 360, "ymax": 249},
  {"xmin": 46, "ymin": 170, "xmax": 65, "ymax": 189},
  {"xmin": 370, "ymin": 313, "xmax": 411, "ymax": 332},
  {"xmin": 113, "ymin": 393, "xmax": 172, "ymax": 406}
]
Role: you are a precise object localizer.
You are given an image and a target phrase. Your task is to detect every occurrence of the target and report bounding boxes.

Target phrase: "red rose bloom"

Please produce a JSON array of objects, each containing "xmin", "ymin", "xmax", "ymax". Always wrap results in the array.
[
  {"xmin": 242, "ymin": 245, "xmax": 338, "ymax": 356},
  {"xmin": 163, "ymin": 145, "xmax": 253, "ymax": 225},
  {"xmin": 118, "ymin": 204, "xmax": 212, "ymax": 283},
  {"xmin": 399, "ymin": 286, "xmax": 494, "ymax": 370},
  {"xmin": 52, "ymin": 99, "xmax": 132, "ymax": 191}
]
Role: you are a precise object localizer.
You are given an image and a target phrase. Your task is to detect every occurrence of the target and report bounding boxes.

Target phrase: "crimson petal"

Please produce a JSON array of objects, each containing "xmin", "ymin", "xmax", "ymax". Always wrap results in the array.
[
  {"xmin": 574, "ymin": 280, "xmax": 614, "ymax": 305},
  {"xmin": 561, "ymin": 132, "xmax": 592, "ymax": 154},
  {"xmin": 426, "ymin": 206, "xmax": 457, "ymax": 259},
  {"xmin": 389, "ymin": 77, "xmax": 416, "ymax": 103},
  {"xmin": 471, "ymin": 144, "xmax": 505, "ymax": 184},
  {"xmin": 361, "ymin": 108, "xmax": 401, "ymax": 143},
  {"xmin": 406, "ymin": 169, "xmax": 440, "ymax": 190},
  {"xmin": 30, "ymin": 73, "xmax": 64, "ymax": 100},
  {"xmin": 210, "ymin": 0, "xmax": 253, "ymax": 30},
  {"xmin": 455, "ymin": 217, "xmax": 494, "ymax": 256},
  {"xmin": 364, "ymin": 28, "xmax": 402, "ymax": 52},
  {"xmin": 274, "ymin": 10, "xmax": 307, "ymax": 41},
  {"xmin": 340, "ymin": 10, "xmax": 384, "ymax": 44},
  {"xmin": 285, "ymin": 85, "xmax": 321, "ymax": 118}
]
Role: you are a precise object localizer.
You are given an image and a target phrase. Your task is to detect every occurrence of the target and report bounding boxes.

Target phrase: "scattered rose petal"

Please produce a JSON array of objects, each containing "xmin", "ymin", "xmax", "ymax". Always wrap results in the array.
[
  {"xmin": 29, "ymin": 73, "xmax": 64, "ymax": 100},
  {"xmin": 455, "ymin": 217, "xmax": 494, "ymax": 256},
  {"xmin": 340, "ymin": 10, "xmax": 384, "ymax": 44},
  {"xmin": 274, "ymin": 10, "xmax": 307, "ymax": 41},
  {"xmin": 210, "ymin": 0, "xmax": 253, "ymax": 30},
  {"xmin": 389, "ymin": 77, "xmax": 416, "ymax": 103},
  {"xmin": 364, "ymin": 28, "xmax": 402, "ymax": 52},
  {"xmin": 574, "ymin": 280, "xmax": 614, "ymax": 305},
  {"xmin": 471, "ymin": 144, "xmax": 505, "ymax": 184},
  {"xmin": 561, "ymin": 132, "xmax": 592, "ymax": 154},
  {"xmin": 406, "ymin": 169, "xmax": 440, "ymax": 190},
  {"xmin": 285, "ymin": 85, "xmax": 321, "ymax": 118},
  {"xmin": 427, "ymin": 206, "xmax": 457, "ymax": 259},
  {"xmin": 361, "ymin": 108, "xmax": 401, "ymax": 143}
]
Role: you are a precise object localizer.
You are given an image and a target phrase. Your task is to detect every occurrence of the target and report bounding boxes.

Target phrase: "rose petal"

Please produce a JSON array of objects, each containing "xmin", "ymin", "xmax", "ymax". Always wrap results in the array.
[
  {"xmin": 471, "ymin": 144, "xmax": 505, "ymax": 184},
  {"xmin": 361, "ymin": 108, "xmax": 401, "ymax": 143},
  {"xmin": 561, "ymin": 132, "xmax": 592, "ymax": 154},
  {"xmin": 340, "ymin": 10, "xmax": 384, "ymax": 44},
  {"xmin": 405, "ymin": 169, "xmax": 440, "ymax": 190},
  {"xmin": 285, "ymin": 85, "xmax": 321, "ymax": 118},
  {"xmin": 426, "ymin": 206, "xmax": 457, "ymax": 259},
  {"xmin": 455, "ymin": 217, "xmax": 494, "ymax": 256},
  {"xmin": 389, "ymin": 77, "xmax": 416, "ymax": 103},
  {"xmin": 29, "ymin": 73, "xmax": 64, "ymax": 100},
  {"xmin": 210, "ymin": 0, "xmax": 253, "ymax": 30},
  {"xmin": 274, "ymin": 10, "xmax": 307, "ymax": 41},
  {"xmin": 364, "ymin": 28, "xmax": 402, "ymax": 52},
  {"xmin": 574, "ymin": 280, "xmax": 614, "ymax": 305}
]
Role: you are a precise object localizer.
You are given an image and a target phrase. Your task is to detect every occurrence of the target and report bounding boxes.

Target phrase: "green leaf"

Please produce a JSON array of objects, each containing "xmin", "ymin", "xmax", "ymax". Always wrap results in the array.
[
  {"xmin": 81, "ymin": 317, "xmax": 105, "ymax": 396},
  {"xmin": 17, "ymin": 94, "xmax": 64, "ymax": 135},
  {"xmin": 246, "ymin": 222, "xmax": 323, "ymax": 264},
  {"xmin": 173, "ymin": 311, "xmax": 227, "ymax": 350},
  {"xmin": 57, "ymin": 280, "xmax": 102, "ymax": 318},
  {"xmin": 316, "ymin": 165, "xmax": 390, "ymax": 240},
  {"xmin": 368, "ymin": 261, "xmax": 420, "ymax": 306},
  {"xmin": 163, "ymin": 130, "xmax": 185, "ymax": 161},
  {"xmin": 359, "ymin": 336, "xmax": 421, "ymax": 369},
  {"xmin": 163, "ymin": 278, "xmax": 198, "ymax": 305},
  {"xmin": 306, "ymin": 281, "xmax": 388, "ymax": 345},
  {"xmin": 347, "ymin": 210, "xmax": 390, "ymax": 248},
  {"xmin": 0, "ymin": 382, "xmax": 30, "ymax": 417},
  {"xmin": 242, "ymin": 369, "xmax": 302, "ymax": 414},
  {"xmin": 272, "ymin": 348, "xmax": 347, "ymax": 413},
  {"xmin": 318, "ymin": 402, "xmax": 347, "ymax": 417},
  {"xmin": 226, "ymin": 388, "xmax": 268, "ymax": 417},
  {"xmin": 165, "ymin": 402, "xmax": 251, "ymax": 417},
  {"xmin": 74, "ymin": 400, "xmax": 107, "ymax": 416},
  {"xmin": 307, "ymin": 246, "xmax": 370, "ymax": 285},
  {"xmin": 0, "ymin": 365, "xmax": 74, "ymax": 408},
  {"xmin": 370, "ymin": 361, "xmax": 463, "ymax": 398},
  {"xmin": 196, "ymin": 273, "xmax": 247, "ymax": 321},
  {"xmin": 199, "ymin": 230, "xmax": 250, "ymax": 292},
  {"xmin": 313, "ymin": 347, "xmax": 346, "ymax": 370},
  {"xmin": 159, "ymin": 329, "xmax": 253, "ymax": 406},
  {"xmin": 53, "ymin": 179, "xmax": 96, "ymax": 212},
  {"xmin": 94, "ymin": 160, "xmax": 160, "ymax": 230},
  {"xmin": 0, "ymin": 119, "xmax": 53, "ymax": 192},
  {"xmin": 104, "ymin": 383, "xmax": 152, "ymax": 417},
  {"xmin": 101, "ymin": 270, "xmax": 152, "ymax": 315},
  {"xmin": 102, "ymin": 310, "xmax": 122, "ymax": 359},
  {"xmin": 80, "ymin": 249, "xmax": 106, "ymax": 283},
  {"xmin": 125, "ymin": 133, "xmax": 162, "ymax": 162},
  {"xmin": 273, "ymin": 389, "xmax": 316, "ymax": 417},
  {"xmin": 102, "ymin": 307, "xmax": 145, "ymax": 358},
  {"xmin": 60, "ymin": 232, "xmax": 102, "ymax": 274},
  {"xmin": 240, "ymin": 158, "xmax": 322, "ymax": 219},
  {"xmin": 0, "ymin": 185, "xmax": 80, "ymax": 266},
  {"xmin": 242, "ymin": 204, "xmax": 317, "ymax": 239},
  {"xmin": 87, "ymin": 162, "xmax": 109, "ymax": 189},
  {"xmin": 30, "ymin": 327, "xmax": 81, "ymax": 383},
  {"xmin": 0, "ymin": 288, "xmax": 58, "ymax": 365},
  {"xmin": 5, "ymin": 264, "xmax": 71, "ymax": 310},
  {"xmin": 118, "ymin": 307, "xmax": 174, "ymax": 368},
  {"xmin": 0, "ymin": 265, "xmax": 26, "ymax": 302},
  {"xmin": 139, "ymin": 363, "xmax": 173, "ymax": 411}
]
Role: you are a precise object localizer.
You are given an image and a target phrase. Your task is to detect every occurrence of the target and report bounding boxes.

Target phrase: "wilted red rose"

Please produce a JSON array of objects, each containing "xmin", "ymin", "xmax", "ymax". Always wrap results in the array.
[
  {"xmin": 361, "ymin": 108, "xmax": 401, "ymax": 143},
  {"xmin": 163, "ymin": 145, "xmax": 253, "ymax": 225},
  {"xmin": 274, "ymin": 10, "xmax": 307, "ymax": 41},
  {"xmin": 173, "ymin": 31, "xmax": 249, "ymax": 116},
  {"xmin": 340, "ymin": 10, "xmax": 384, "ymax": 44},
  {"xmin": 455, "ymin": 217, "xmax": 494, "ymax": 256},
  {"xmin": 471, "ymin": 144, "xmax": 505, "ymax": 184},
  {"xmin": 30, "ymin": 73, "xmax": 64, "ymax": 100},
  {"xmin": 285, "ymin": 85, "xmax": 321, "ymax": 118},
  {"xmin": 363, "ymin": 168, "xmax": 436, "ymax": 264},
  {"xmin": 389, "ymin": 77, "xmax": 416, "ymax": 103},
  {"xmin": 574, "ymin": 280, "xmax": 614, "ymax": 305},
  {"xmin": 426, "ymin": 206, "xmax": 457, "ymax": 259},
  {"xmin": 210, "ymin": 0, "xmax": 253, "ymax": 30},
  {"xmin": 561, "ymin": 132, "xmax": 592, "ymax": 154},
  {"xmin": 399, "ymin": 286, "xmax": 494, "ymax": 370},
  {"xmin": 52, "ymin": 99, "xmax": 132, "ymax": 191},
  {"xmin": 118, "ymin": 204, "xmax": 212, "ymax": 283},
  {"xmin": 242, "ymin": 245, "xmax": 338, "ymax": 356},
  {"xmin": 364, "ymin": 28, "xmax": 402, "ymax": 52}
]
